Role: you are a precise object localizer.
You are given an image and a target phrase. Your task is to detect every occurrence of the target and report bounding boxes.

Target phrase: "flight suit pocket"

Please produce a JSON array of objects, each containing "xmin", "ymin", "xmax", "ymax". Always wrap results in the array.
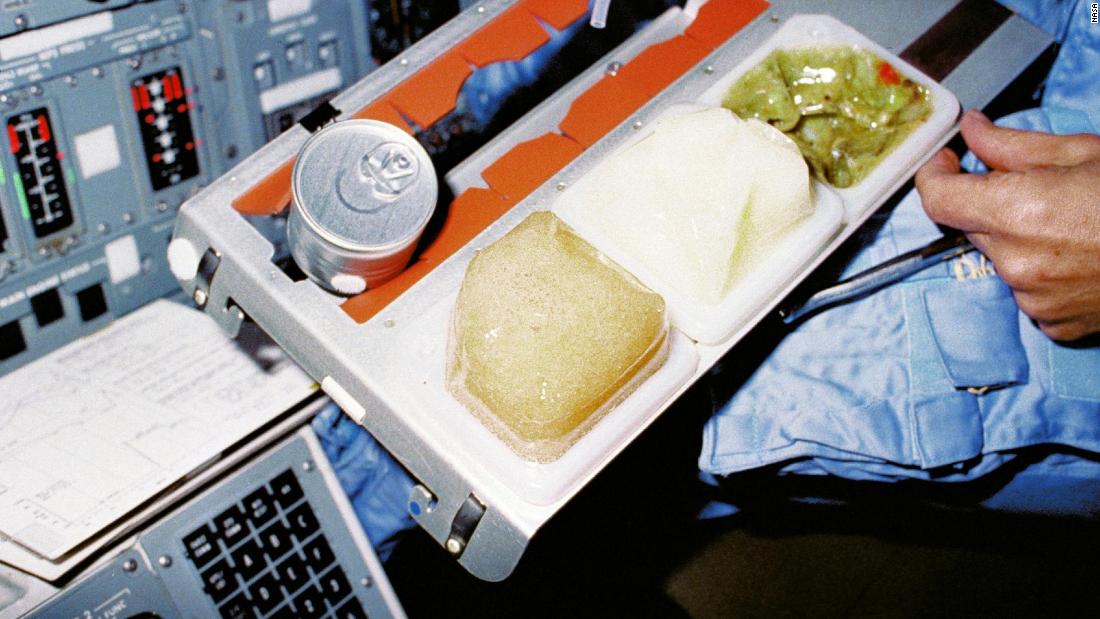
[{"xmin": 922, "ymin": 277, "xmax": 1028, "ymax": 390}]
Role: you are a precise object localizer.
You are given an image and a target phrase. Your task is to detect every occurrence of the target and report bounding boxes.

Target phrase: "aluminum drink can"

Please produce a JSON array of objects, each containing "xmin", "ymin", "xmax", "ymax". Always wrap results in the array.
[{"xmin": 288, "ymin": 119, "xmax": 437, "ymax": 295}]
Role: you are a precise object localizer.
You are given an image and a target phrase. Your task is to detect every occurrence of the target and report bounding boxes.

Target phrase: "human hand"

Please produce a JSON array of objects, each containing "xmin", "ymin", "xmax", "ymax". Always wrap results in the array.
[{"xmin": 915, "ymin": 109, "xmax": 1100, "ymax": 342}]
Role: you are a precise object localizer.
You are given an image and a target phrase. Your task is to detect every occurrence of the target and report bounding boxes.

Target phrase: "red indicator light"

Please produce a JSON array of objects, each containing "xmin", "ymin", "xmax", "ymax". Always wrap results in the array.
[
  {"xmin": 170, "ymin": 74, "xmax": 184, "ymax": 100},
  {"xmin": 7, "ymin": 125, "xmax": 19, "ymax": 153},
  {"xmin": 36, "ymin": 115, "xmax": 50, "ymax": 142}
]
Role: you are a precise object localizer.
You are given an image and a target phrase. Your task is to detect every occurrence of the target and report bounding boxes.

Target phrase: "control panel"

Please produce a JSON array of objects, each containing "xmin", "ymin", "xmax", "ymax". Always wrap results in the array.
[
  {"xmin": 130, "ymin": 67, "xmax": 201, "ymax": 191},
  {"xmin": 25, "ymin": 429, "xmax": 404, "ymax": 618},
  {"xmin": 191, "ymin": 0, "xmax": 371, "ymax": 170},
  {"xmin": 0, "ymin": 0, "xmax": 376, "ymax": 374}
]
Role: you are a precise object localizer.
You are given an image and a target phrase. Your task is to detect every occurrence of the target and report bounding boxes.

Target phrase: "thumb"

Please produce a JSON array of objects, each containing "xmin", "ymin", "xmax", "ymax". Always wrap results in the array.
[{"xmin": 961, "ymin": 109, "xmax": 1100, "ymax": 171}]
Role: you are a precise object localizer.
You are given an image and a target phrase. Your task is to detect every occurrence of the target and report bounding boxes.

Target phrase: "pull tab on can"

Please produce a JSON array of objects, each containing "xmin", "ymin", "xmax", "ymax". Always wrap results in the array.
[{"xmin": 288, "ymin": 119, "xmax": 437, "ymax": 295}]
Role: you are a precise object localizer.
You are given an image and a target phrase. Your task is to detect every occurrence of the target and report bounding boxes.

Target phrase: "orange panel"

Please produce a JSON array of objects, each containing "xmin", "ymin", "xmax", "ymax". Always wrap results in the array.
[
  {"xmin": 341, "ymin": 188, "xmax": 514, "ymax": 323},
  {"xmin": 232, "ymin": 159, "xmax": 294, "ymax": 216},
  {"xmin": 616, "ymin": 35, "xmax": 711, "ymax": 97},
  {"xmin": 685, "ymin": 0, "xmax": 770, "ymax": 50},
  {"xmin": 558, "ymin": 75, "xmax": 651, "ymax": 147},
  {"xmin": 387, "ymin": 53, "xmax": 472, "ymax": 128},
  {"xmin": 458, "ymin": 4, "xmax": 550, "ymax": 66},
  {"xmin": 522, "ymin": 0, "xmax": 589, "ymax": 31},
  {"xmin": 352, "ymin": 100, "xmax": 414, "ymax": 134},
  {"xmin": 482, "ymin": 133, "xmax": 585, "ymax": 199}
]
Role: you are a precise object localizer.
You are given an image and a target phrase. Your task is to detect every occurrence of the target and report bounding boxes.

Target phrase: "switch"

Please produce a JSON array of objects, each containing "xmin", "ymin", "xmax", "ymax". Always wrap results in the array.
[
  {"xmin": 253, "ymin": 61, "xmax": 275, "ymax": 89},
  {"xmin": 0, "ymin": 320, "xmax": 26, "ymax": 360},
  {"xmin": 76, "ymin": 284, "xmax": 108, "ymax": 322},
  {"xmin": 31, "ymin": 287, "xmax": 64, "ymax": 327},
  {"xmin": 284, "ymin": 42, "xmax": 305, "ymax": 67},
  {"xmin": 317, "ymin": 41, "xmax": 338, "ymax": 68}
]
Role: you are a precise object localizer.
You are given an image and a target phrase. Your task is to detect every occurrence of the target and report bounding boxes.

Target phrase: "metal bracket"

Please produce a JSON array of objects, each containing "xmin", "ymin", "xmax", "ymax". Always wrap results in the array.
[{"xmin": 444, "ymin": 494, "xmax": 486, "ymax": 558}]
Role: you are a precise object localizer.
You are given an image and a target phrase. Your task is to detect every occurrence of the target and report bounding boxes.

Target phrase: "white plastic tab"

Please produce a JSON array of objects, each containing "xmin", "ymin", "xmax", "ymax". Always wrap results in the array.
[
  {"xmin": 329, "ymin": 273, "xmax": 367, "ymax": 295},
  {"xmin": 321, "ymin": 376, "xmax": 367, "ymax": 423}
]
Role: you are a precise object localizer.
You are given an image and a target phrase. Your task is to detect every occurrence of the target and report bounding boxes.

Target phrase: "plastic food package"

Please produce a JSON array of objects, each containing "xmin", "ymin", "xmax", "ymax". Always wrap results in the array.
[
  {"xmin": 563, "ymin": 107, "xmax": 813, "ymax": 307},
  {"xmin": 447, "ymin": 212, "xmax": 669, "ymax": 462},
  {"xmin": 723, "ymin": 46, "xmax": 933, "ymax": 188}
]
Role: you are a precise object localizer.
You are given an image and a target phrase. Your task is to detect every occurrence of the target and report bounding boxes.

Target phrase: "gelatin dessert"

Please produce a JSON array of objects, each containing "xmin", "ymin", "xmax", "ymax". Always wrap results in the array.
[
  {"xmin": 447, "ymin": 212, "xmax": 668, "ymax": 462},
  {"xmin": 723, "ymin": 46, "xmax": 933, "ymax": 188}
]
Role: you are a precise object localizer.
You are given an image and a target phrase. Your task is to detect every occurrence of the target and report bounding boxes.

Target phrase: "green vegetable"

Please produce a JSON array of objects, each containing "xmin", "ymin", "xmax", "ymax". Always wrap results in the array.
[{"xmin": 723, "ymin": 46, "xmax": 933, "ymax": 188}]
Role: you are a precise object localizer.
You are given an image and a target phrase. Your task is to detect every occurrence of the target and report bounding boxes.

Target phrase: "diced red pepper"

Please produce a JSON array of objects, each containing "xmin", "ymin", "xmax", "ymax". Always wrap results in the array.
[{"xmin": 878, "ymin": 61, "xmax": 901, "ymax": 85}]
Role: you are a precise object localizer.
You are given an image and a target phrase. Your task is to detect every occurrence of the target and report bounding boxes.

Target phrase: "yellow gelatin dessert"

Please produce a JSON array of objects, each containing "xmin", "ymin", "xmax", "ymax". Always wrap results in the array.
[{"xmin": 447, "ymin": 212, "xmax": 668, "ymax": 462}]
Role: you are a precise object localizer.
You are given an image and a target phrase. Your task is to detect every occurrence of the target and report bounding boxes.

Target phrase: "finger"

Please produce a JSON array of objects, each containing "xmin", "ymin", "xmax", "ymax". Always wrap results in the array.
[
  {"xmin": 961, "ymin": 109, "xmax": 1100, "ymax": 171},
  {"xmin": 1037, "ymin": 319, "xmax": 1095, "ymax": 343},
  {"xmin": 961, "ymin": 231, "xmax": 995, "ymax": 257},
  {"xmin": 915, "ymin": 148, "xmax": 999, "ymax": 232}
]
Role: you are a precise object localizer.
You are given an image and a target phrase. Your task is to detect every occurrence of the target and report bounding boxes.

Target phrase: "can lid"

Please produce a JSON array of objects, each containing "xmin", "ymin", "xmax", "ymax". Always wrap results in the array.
[{"xmin": 292, "ymin": 119, "xmax": 437, "ymax": 251}]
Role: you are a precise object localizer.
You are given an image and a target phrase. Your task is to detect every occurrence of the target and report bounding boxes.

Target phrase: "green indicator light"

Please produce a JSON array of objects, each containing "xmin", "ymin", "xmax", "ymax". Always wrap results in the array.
[
  {"xmin": 65, "ymin": 167, "xmax": 76, "ymax": 187},
  {"xmin": 12, "ymin": 173, "xmax": 29, "ymax": 220}
]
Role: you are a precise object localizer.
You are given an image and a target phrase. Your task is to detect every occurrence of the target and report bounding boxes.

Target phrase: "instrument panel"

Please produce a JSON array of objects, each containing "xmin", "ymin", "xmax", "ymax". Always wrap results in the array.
[{"xmin": 0, "ymin": 0, "xmax": 381, "ymax": 374}]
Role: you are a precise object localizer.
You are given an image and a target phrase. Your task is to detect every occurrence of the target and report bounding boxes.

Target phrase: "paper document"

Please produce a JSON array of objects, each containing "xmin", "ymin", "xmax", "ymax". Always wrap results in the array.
[{"xmin": 0, "ymin": 300, "xmax": 315, "ymax": 561}]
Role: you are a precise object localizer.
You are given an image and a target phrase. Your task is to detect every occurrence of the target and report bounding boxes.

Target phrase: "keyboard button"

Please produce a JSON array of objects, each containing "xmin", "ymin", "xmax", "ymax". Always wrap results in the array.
[
  {"xmin": 214, "ymin": 505, "xmax": 249, "ymax": 549},
  {"xmin": 302, "ymin": 536, "xmax": 335, "ymax": 573},
  {"xmin": 201, "ymin": 559, "xmax": 238, "ymax": 604},
  {"xmin": 292, "ymin": 585, "xmax": 326, "ymax": 619},
  {"xmin": 184, "ymin": 525, "xmax": 219, "ymax": 568},
  {"xmin": 230, "ymin": 539, "xmax": 265, "ymax": 582},
  {"xmin": 259, "ymin": 521, "xmax": 293, "ymax": 561},
  {"xmin": 250, "ymin": 572, "xmax": 284, "ymax": 615},
  {"xmin": 270, "ymin": 469, "xmax": 304, "ymax": 507},
  {"xmin": 286, "ymin": 503, "xmax": 320, "ymax": 540},
  {"xmin": 219, "ymin": 591, "xmax": 253, "ymax": 619},
  {"xmin": 335, "ymin": 598, "xmax": 369, "ymax": 619},
  {"xmin": 243, "ymin": 487, "xmax": 277, "ymax": 528},
  {"xmin": 319, "ymin": 566, "xmax": 352, "ymax": 605},
  {"xmin": 277, "ymin": 554, "xmax": 309, "ymax": 593},
  {"xmin": 269, "ymin": 606, "xmax": 299, "ymax": 619}
]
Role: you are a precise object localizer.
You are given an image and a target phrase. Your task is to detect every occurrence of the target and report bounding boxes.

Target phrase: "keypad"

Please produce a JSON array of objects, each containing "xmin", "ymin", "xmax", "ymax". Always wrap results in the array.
[{"xmin": 181, "ymin": 468, "xmax": 368, "ymax": 618}]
